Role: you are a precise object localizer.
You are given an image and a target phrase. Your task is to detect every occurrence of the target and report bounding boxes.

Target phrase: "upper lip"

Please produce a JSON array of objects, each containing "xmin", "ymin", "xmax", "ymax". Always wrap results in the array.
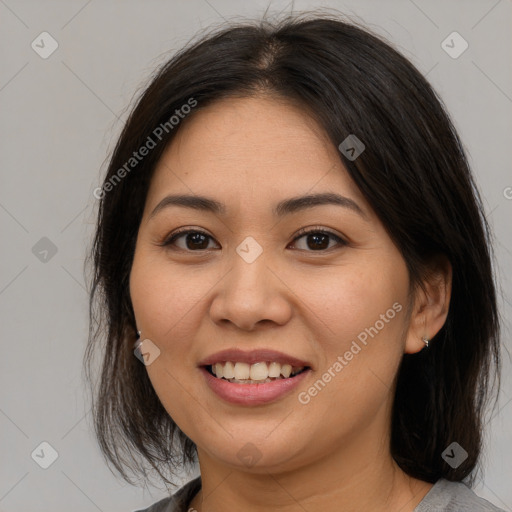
[{"xmin": 198, "ymin": 348, "xmax": 312, "ymax": 369}]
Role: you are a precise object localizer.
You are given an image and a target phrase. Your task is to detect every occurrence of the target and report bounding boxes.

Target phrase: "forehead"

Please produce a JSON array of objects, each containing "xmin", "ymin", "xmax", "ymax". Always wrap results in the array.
[{"xmin": 146, "ymin": 95, "xmax": 367, "ymax": 215}]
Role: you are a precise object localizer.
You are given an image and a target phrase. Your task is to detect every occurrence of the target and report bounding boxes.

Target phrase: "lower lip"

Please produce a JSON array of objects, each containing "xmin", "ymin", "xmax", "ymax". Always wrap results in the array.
[{"xmin": 200, "ymin": 366, "xmax": 311, "ymax": 406}]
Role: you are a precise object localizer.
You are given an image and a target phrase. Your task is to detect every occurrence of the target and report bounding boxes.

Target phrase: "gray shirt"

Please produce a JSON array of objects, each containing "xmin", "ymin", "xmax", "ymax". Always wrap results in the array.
[{"xmin": 135, "ymin": 476, "xmax": 506, "ymax": 511}]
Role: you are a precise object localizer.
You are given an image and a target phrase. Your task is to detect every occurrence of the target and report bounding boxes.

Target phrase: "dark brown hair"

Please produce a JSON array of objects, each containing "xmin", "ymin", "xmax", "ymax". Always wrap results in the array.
[{"xmin": 85, "ymin": 11, "xmax": 501, "ymax": 487}]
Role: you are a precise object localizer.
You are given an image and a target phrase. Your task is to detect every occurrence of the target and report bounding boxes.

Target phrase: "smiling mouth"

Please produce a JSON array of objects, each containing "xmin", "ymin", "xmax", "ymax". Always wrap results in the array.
[{"xmin": 205, "ymin": 361, "xmax": 310, "ymax": 384}]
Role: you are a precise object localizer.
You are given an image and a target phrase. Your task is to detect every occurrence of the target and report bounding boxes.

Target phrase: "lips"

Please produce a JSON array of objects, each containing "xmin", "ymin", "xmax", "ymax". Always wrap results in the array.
[
  {"xmin": 200, "ymin": 365, "xmax": 312, "ymax": 405},
  {"xmin": 197, "ymin": 348, "xmax": 312, "ymax": 369}
]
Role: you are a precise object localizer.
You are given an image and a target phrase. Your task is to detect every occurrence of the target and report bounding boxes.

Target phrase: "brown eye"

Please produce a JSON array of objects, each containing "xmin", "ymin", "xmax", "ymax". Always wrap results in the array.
[
  {"xmin": 162, "ymin": 230, "xmax": 219, "ymax": 251},
  {"xmin": 290, "ymin": 228, "xmax": 347, "ymax": 251}
]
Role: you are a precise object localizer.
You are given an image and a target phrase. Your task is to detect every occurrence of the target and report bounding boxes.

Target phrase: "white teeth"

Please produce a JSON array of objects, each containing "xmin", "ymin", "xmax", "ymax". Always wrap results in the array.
[
  {"xmin": 214, "ymin": 362, "xmax": 224, "ymax": 378},
  {"xmin": 280, "ymin": 364, "xmax": 292, "ymax": 379},
  {"xmin": 268, "ymin": 362, "xmax": 281, "ymax": 378},
  {"xmin": 211, "ymin": 361, "xmax": 307, "ymax": 382},
  {"xmin": 223, "ymin": 361, "xmax": 235, "ymax": 379},
  {"xmin": 234, "ymin": 362, "xmax": 250, "ymax": 380},
  {"xmin": 250, "ymin": 362, "xmax": 268, "ymax": 380}
]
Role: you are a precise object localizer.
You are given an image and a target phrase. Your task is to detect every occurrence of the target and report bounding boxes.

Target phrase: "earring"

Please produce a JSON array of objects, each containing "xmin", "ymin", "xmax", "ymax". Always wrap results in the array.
[
  {"xmin": 136, "ymin": 330, "xmax": 141, "ymax": 339},
  {"xmin": 422, "ymin": 336, "xmax": 430, "ymax": 348}
]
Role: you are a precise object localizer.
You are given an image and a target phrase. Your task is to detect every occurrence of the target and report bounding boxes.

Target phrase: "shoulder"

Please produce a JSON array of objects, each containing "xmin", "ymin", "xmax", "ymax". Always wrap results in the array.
[
  {"xmin": 133, "ymin": 476, "xmax": 202, "ymax": 512},
  {"xmin": 414, "ymin": 479, "xmax": 505, "ymax": 512}
]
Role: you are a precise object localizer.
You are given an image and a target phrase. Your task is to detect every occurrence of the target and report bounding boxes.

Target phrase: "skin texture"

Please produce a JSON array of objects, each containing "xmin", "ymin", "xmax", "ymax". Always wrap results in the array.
[{"xmin": 129, "ymin": 95, "xmax": 452, "ymax": 512}]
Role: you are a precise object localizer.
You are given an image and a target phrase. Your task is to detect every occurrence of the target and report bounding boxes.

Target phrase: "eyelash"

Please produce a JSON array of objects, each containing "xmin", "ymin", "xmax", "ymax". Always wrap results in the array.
[{"xmin": 160, "ymin": 226, "xmax": 347, "ymax": 253}]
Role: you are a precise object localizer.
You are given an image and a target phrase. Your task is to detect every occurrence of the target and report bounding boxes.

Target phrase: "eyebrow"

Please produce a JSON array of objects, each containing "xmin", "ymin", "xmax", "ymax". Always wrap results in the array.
[{"xmin": 149, "ymin": 192, "xmax": 366, "ymax": 220}]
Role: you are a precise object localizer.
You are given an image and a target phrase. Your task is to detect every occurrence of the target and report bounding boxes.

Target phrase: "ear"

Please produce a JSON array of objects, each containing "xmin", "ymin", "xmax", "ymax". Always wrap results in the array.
[{"xmin": 404, "ymin": 255, "xmax": 452, "ymax": 354}]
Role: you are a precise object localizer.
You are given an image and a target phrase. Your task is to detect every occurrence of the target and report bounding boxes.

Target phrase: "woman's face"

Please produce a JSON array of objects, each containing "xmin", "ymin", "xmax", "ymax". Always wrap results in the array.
[{"xmin": 130, "ymin": 95, "xmax": 416, "ymax": 474}]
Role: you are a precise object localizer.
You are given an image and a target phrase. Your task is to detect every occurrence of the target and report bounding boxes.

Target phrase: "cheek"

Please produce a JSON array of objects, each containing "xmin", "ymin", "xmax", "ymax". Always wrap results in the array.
[
  {"xmin": 130, "ymin": 252, "xmax": 216, "ymax": 434},
  {"xmin": 130, "ymin": 251, "xmax": 212, "ymax": 346},
  {"xmin": 295, "ymin": 259, "xmax": 408, "ymax": 413},
  {"xmin": 298, "ymin": 259, "xmax": 407, "ymax": 350}
]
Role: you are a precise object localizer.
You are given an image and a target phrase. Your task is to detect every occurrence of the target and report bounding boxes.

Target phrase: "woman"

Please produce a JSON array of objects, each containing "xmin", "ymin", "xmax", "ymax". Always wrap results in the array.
[{"xmin": 85, "ymin": 12, "xmax": 505, "ymax": 512}]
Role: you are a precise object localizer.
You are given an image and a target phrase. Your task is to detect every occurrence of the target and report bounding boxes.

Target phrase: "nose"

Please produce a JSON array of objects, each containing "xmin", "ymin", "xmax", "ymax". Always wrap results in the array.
[{"xmin": 209, "ymin": 249, "xmax": 293, "ymax": 331}]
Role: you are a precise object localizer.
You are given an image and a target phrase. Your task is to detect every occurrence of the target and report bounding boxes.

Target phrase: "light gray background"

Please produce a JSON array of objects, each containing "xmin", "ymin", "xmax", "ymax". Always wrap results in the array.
[{"xmin": 1, "ymin": 0, "xmax": 511, "ymax": 511}]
